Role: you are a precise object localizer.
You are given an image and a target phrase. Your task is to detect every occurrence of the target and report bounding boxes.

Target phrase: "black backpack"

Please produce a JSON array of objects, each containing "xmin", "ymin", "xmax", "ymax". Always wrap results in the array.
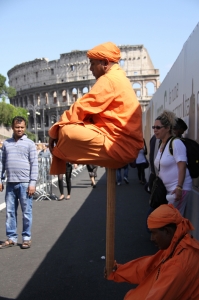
[{"xmin": 169, "ymin": 137, "xmax": 199, "ymax": 178}]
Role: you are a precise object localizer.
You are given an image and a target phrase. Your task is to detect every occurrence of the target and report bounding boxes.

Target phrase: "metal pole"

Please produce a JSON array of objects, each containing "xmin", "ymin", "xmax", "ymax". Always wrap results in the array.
[
  {"xmin": 43, "ymin": 107, "xmax": 45, "ymax": 142},
  {"xmin": 34, "ymin": 110, "xmax": 38, "ymax": 143}
]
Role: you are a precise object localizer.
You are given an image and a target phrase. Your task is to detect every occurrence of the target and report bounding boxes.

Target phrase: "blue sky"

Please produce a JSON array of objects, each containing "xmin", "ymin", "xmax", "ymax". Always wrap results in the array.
[{"xmin": 0, "ymin": 0, "xmax": 198, "ymax": 85}]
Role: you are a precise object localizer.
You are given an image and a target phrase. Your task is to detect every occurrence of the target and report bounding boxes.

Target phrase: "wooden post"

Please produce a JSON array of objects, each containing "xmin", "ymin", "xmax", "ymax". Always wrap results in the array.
[{"xmin": 106, "ymin": 168, "xmax": 116, "ymax": 277}]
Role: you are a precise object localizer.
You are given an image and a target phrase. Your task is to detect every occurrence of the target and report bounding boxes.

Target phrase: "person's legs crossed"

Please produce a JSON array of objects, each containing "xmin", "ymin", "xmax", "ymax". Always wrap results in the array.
[
  {"xmin": 5, "ymin": 183, "xmax": 19, "ymax": 243},
  {"xmin": 19, "ymin": 183, "xmax": 33, "ymax": 242}
]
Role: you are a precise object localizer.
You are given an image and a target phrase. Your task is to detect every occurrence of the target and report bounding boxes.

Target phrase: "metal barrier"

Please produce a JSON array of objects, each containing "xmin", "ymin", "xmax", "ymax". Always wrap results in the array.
[
  {"xmin": 35, "ymin": 157, "xmax": 86, "ymax": 201},
  {"xmin": 35, "ymin": 156, "xmax": 55, "ymax": 201}
]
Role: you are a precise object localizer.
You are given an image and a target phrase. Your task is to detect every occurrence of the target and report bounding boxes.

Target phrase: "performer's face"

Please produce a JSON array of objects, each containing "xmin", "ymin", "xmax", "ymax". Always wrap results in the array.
[
  {"xmin": 89, "ymin": 59, "xmax": 106, "ymax": 79},
  {"xmin": 149, "ymin": 227, "xmax": 174, "ymax": 250}
]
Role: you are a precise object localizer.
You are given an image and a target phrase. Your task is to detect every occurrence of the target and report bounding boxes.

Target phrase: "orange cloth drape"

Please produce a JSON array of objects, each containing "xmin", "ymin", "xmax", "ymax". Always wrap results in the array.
[
  {"xmin": 49, "ymin": 64, "xmax": 143, "ymax": 174},
  {"xmin": 108, "ymin": 205, "xmax": 199, "ymax": 299}
]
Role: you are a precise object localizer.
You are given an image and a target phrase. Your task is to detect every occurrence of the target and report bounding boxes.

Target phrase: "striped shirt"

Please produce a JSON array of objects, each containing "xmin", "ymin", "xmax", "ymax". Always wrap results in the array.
[{"xmin": 0, "ymin": 135, "xmax": 38, "ymax": 186}]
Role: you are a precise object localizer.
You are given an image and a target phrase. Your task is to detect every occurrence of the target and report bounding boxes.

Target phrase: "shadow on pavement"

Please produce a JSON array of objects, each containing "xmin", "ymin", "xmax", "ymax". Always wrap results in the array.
[{"xmin": 1, "ymin": 169, "xmax": 157, "ymax": 300}]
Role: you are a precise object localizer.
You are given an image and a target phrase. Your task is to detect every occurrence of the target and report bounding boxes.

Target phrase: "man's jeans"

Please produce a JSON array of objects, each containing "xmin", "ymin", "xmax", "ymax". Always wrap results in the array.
[
  {"xmin": 116, "ymin": 165, "xmax": 129, "ymax": 183},
  {"xmin": 5, "ymin": 182, "xmax": 33, "ymax": 243}
]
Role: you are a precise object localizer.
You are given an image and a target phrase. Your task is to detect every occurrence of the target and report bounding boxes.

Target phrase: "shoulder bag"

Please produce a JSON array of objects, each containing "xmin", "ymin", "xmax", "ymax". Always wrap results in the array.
[{"xmin": 149, "ymin": 137, "xmax": 172, "ymax": 209}]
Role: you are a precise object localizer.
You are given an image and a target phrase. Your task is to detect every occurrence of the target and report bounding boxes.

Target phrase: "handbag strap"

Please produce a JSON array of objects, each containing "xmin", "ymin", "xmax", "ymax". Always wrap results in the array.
[{"xmin": 158, "ymin": 136, "xmax": 173, "ymax": 173}]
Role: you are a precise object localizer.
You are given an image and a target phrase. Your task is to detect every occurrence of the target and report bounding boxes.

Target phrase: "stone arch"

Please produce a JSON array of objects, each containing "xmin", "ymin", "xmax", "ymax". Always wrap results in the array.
[
  {"xmin": 48, "ymin": 91, "xmax": 53, "ymax": 105},
  {"xmin": 24, "ymin": 96, "xmax": 28, "ymax": 107},
  {"xmin": 119, "ymin": 59, "xmax": 125, "ymax": 67},
  {"xmin": 62, "ymin": 90, "xmax": 67, "ymax": 102},
  {"xmin": 133, "ymin": 82, "xmax": 141, "ymax": 98},
  {"xmin": 29, "ymin": 94, "xmax": 34, "ymax": 105},
  {"xmin": 45, "ymin": 93, "xmax": 49, "ymax": 104},
  {"xmin": 53, "ymin": 91, "xmax": 57, "ymax": 104},
  {"xmin": 82, "ymin": 87, "xmax": 88, "ymax": 95},
  {"xmin": 72, "ymin": 88, "xmax": 77, "ymax": 102},
  {"xmin": 35, "ymin": 93, "xmax": 40, "ymax": 106},
  {"xmin": 145, "ymin": 82, "xmax": 155, "ymax": 96}
]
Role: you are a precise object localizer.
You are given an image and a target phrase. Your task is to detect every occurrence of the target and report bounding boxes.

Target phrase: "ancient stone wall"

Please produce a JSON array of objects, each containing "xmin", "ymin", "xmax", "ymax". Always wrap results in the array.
[{"xmin": 8, "ymin": 45, "xmax": 160, "ymax": 142}]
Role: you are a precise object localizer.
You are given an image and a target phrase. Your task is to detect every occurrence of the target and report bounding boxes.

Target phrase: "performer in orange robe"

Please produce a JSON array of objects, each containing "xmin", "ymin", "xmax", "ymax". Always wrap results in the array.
[
  {"xmin": 49, "ymin": 42, "xmax": 143, "ymax": 174},
  {"xmin": 108, "ymin": 204, "xmax": 199, "ymax": 299}
]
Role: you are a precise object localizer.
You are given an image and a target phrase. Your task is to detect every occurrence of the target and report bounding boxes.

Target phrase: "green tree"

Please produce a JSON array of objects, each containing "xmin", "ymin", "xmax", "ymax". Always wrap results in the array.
[
  {"xmin": 26, "ymin": 130, "xmax": 36, "ymax": 141},
  {"xmin": 0, "ymin": 74, "xmax": 16, "ymax": 99},
  {"xmin": 15, "ymin": 107, "xmax": 29, "ymax": 123},
  {"xmin": 0, "ymin": 102, "xmax": 29, "ymax": 127}
]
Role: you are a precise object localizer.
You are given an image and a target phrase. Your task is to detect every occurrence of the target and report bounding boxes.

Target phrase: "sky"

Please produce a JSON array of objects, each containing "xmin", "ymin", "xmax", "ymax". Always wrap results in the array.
[{"xmin": 0, "ymin": 0, "xmax": 199, "ymax": 86}]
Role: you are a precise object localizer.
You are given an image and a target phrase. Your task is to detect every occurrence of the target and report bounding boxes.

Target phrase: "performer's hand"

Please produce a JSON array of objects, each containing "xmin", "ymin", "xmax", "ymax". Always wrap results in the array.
[
  {"xmin": 112, "ymin": 260, "xmax": 118, "ymax": 271},
  {"xmin": 49, "ymin": 137, "xmax": 57, "ymax": 154},
  {"xmin": 104, "ymin": 260, "xmax": 117, "ymax": 279}
]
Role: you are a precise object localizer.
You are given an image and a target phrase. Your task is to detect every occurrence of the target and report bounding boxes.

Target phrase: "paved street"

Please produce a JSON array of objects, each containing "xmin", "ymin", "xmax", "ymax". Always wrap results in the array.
[{"xmin": 0, "ymin": 167, "xmax": 156, "ymax": 300}]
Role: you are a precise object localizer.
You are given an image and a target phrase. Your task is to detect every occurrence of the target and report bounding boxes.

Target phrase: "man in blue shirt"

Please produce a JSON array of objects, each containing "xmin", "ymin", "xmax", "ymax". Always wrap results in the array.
[{"xmin": 0, "ymin": 116, "xmax": 38, "ymax": 249}]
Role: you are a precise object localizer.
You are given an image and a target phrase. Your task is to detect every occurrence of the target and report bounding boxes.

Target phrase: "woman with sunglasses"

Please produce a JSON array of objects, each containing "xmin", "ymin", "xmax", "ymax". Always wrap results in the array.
[{"xmin": 153, "ymin": 110, "xmax": 192, "ymax": 216}]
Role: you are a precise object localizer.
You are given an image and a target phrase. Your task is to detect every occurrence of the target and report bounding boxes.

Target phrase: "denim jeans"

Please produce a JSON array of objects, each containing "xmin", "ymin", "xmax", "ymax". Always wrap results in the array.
[
  {"xmin": 5, "ymin": 182, "xmax": 33, "ymax": 243},
  {"xmin": 116, "ymin": 165, "xmax": 129, "ymax": 183}
]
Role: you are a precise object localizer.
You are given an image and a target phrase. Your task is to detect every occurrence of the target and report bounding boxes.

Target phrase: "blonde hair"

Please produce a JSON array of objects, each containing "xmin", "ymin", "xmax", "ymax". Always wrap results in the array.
[
  {"xmin": 37, "ymin": 144, "xmax": 43, "ymax": 151},
  {"xmin": 156, "ymin": 110, "xmax": 177, "ymax": 133}
]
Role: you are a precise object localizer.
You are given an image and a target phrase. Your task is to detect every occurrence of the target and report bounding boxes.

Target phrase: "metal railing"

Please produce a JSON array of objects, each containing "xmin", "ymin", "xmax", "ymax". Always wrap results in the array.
[{"xmin": 34, "ymin": 157, "xmax": 86, "ymax": 201}]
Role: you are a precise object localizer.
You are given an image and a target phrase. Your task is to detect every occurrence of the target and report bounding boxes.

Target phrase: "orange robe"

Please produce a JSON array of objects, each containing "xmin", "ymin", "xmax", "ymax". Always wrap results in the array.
[
  {"xmin": 49, "ymin": 64, "xmax": 143, "ymax": 174},
  {"xmin": 108, "ymin": 234, "xmax": 199, "ymax": 299}
]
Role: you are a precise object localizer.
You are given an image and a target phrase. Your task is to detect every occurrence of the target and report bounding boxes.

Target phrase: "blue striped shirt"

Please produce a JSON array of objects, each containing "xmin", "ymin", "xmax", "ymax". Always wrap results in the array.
[{"xmin": 0, "ymin": 135, "xmax": 38, "ymax": 186}]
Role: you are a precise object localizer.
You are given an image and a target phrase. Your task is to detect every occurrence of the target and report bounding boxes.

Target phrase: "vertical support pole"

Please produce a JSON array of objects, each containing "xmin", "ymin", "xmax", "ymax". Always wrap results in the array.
[
  {"xmin": 106, "ymin": 168, "xmax": 116, "ymax": 277},
  {"xmin": 34, "ymin": 110, "xmax": 38, "ymax": 143}
]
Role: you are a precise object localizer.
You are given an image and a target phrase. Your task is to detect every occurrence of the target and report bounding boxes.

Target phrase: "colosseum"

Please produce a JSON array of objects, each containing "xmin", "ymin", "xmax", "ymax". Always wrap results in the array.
[{"xmin": 8, "ymin": 45, "xmax": 160, "ymax": 142}]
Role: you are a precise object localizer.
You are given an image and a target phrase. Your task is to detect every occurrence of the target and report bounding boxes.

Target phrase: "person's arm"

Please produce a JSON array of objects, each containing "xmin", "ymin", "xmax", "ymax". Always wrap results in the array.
[
  {"xmin": 172, "ymin": 161, "xmax": 186, "ymax": 200},
  {"xmin": 0, "ymin": 147, "xmax": 6, "ymax": 192},
  {"xmin": 28, "ymin": 142, "xmax": 38, "ymax": 195},
  {"xmin": 171, "ymin": 140, "xmax": 188, "ymax": 200},
  {"xmin": 107, "ymin": 255, "xmax": 155, "ymax": 285}
]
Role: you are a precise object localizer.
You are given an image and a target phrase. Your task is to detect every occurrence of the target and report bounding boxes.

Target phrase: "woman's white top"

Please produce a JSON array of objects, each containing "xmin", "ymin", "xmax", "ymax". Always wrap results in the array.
[
  {"xmin": 154, "ymin": 139, "xmax": 192, "ymax": 192},
  {"xmin": 136, "ymin": 148, "xmax": 146, "ymax": 164}
]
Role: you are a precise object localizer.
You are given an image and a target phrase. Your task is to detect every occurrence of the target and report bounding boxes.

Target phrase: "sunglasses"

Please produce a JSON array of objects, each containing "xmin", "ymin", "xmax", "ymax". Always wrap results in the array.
[{"xmin": 152, "ymin": 126, "xmax": 165, "ymax": 130}]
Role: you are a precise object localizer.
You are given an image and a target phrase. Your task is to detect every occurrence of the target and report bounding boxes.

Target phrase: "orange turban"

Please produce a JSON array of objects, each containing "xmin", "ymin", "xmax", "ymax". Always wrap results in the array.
[
  {"xmin": 147, "ymin": 204, "xmax": 194, "ymax": 231},
  {"xmin": 87, "ymin": 42, "xmax": 121, "ymax": 62}
]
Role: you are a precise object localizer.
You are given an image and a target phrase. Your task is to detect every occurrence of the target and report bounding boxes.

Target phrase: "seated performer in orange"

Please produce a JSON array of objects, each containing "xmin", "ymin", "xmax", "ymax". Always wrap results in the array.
[
  {"xmin": 107, "ymin": 204, "xmax": 199, "ymax": 300},
  {"xmin": 49, "ymin": 42, "xmax": 143, "ymax": 174}
]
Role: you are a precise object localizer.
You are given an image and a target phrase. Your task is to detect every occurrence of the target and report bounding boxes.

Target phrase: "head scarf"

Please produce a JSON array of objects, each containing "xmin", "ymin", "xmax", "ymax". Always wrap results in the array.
[
  {"xmin": 147, "ymin": 204, "xmax": 198, "ymax": 255},
  {"xmin": 87, "ymin": 42, "xmax": 121, "ymax": 62},
  {"xmin": 147, "ymin": 204, "xmax": 194, "ymax": 231}
]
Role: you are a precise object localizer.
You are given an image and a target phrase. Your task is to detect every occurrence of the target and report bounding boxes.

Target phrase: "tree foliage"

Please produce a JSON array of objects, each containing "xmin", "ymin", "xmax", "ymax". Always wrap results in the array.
[
  {"xmin": 0, "ymin": 102, "xmax": 28, "ymax": 127},
  {"xmin": 0, "ymin": 74, "xmax": 16, "ymax": 99}
]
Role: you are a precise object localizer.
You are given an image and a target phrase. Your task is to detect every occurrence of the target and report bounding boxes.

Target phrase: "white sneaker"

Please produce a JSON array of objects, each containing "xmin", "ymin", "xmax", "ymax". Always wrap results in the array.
[{"xmin": 124, "ymin": 177, "xmax": 129, "ymax": 184}]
